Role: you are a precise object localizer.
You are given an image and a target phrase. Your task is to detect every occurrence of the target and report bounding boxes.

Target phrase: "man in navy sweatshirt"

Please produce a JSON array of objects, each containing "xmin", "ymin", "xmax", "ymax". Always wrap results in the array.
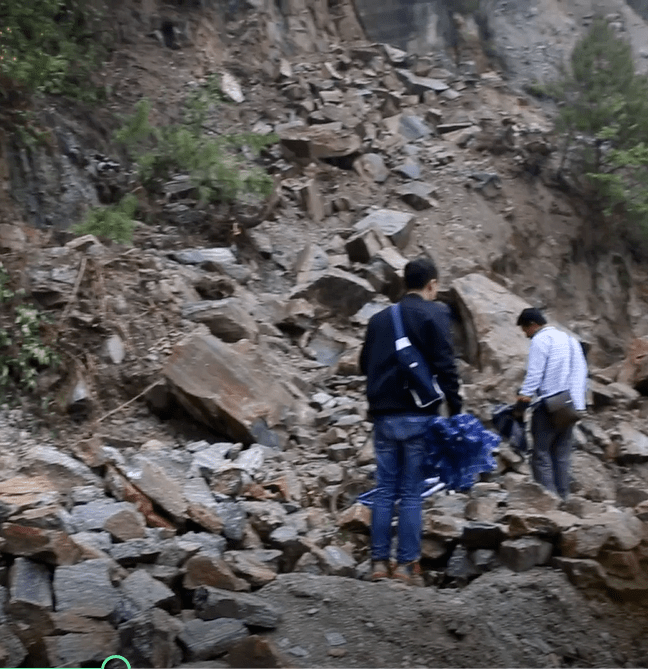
[{"xmin": 360, "ymin": 258, "xmax": 462, "ymax": 585}]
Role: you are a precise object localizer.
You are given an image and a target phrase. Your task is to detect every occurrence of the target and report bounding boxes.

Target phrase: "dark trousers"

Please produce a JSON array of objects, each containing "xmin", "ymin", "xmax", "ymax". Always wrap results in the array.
[{"xmin": 530, "ymin": 404, "xmax": 573, "ymax": 499}]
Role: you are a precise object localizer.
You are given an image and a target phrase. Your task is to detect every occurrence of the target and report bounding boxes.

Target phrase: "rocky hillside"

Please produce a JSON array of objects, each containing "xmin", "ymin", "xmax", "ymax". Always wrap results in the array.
[{"xmin": 1, "ymin": 1, "xmax": 648, "ymax": 667}]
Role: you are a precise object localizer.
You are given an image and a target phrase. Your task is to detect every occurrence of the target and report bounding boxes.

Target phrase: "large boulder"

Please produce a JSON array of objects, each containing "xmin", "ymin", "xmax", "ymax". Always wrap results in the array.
[{"xmin": 164, "ymin": 334, "xmax": 297, "ymax": 445}]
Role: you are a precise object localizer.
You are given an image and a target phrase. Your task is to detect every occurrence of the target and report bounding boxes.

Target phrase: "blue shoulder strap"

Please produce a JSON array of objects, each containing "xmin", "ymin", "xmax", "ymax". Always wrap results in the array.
[{"xmin": 390, "ymin": 303, "xmax": 406, "ymax": 341}]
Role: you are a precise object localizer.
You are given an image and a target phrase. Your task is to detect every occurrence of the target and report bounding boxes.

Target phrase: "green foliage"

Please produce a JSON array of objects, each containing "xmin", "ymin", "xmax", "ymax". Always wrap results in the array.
[
  {"xmin": 0, "ymin": 266, "xmax": 58, "ymax": 396},
  {"xmin": 0, "ymin": 0, "xmax": 103, "ymax": 100},
  {"xmin": 552, "ymin": 17, "xmax": 648, "ymax": 238},
  {"xmin": 73, "ymin": 194, "xmax": 138, "ymax": 244},
  {"xmin": 115, "ymin": 95, "xmax": 277, "ymax": 206}
]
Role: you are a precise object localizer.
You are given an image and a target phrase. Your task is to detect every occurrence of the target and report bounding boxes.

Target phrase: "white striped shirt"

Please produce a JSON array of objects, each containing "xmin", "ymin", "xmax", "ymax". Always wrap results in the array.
[{"xmin": 519, "ymin": 326, "xmax": 588, "ymax": 410}]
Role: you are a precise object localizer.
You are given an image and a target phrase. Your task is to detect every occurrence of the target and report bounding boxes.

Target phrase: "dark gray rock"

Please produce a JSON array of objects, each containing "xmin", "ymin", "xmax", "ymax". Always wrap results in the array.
[
  {"xmin": 9, "ymin": 557, "xmax": 53, "ymax": 613},
  {"xmin": 499, "ymin": 537, "xmax": 553, "ymax": 572},
  {"xmin": 118, "ymin": 608, "xmax": 184, "ymax": 668},
  {"xmin": 394, "ymin": 157, "xmax": 422, "ymax": 180},
  {"xmin": 353, "ymin": 209, "xmax": 416, "ymax": 249},
  {"xmin": 398, "ymin": 115, "xmax": 432, "ymax": 141},
  {"xmin": 462, "ymin": 522, "xmax": 507, "ymax": 549},
  {"xmin": 0, "ymin": 587, "xmax": 28, "ymax": 668},
  {"xmin": 44, "ymin": 629, "xmax": 118, "ymax": 668},
  {"xmin": 193, "ymin": 586, "xmax": 282, "ymax": 629},
  {"xmin": 215, "ymin": 502, "xmax": 248, "ymax": 542},
  {"xmin": 170, "ymin": 248, "xmax": 251, "ymax": 283},
  {"xmin": 53, "ymin": 559, "xmax": 120, "ymax": 618},
  {"xmin": 178, "ymin": 618, "xmax": 249, "ymax": 661},
  {"xmin": 109, "ymin": 538, "xmax": 162, "ymax": 566},
  {"xmin": 446, "ymin": 546, "xmax": 479, "ymax": 581},
  {"xmin": 121, "ymin": 570, "xmax": 177, "ymax": 613}
]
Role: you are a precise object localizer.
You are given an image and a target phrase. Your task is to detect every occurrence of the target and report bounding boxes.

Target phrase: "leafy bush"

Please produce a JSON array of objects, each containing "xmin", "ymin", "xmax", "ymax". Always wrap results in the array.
[
  {"xmin": 115, "ymin": 96, "xmax": 277, "ymax": 205},
  {"xmin": 73, "ymin": 194, "xmax": 138, "ymax": 244},
  {"xmin": 0, "ymin": 265, "xmax": 58, "ymax": 396},
  {"xmin": 0, "ymin": 0, "xmax": 103, "ymax": 100},
  {"xmin": 551, "ymin": 18, "xmax": 648, "ymax": 236}
]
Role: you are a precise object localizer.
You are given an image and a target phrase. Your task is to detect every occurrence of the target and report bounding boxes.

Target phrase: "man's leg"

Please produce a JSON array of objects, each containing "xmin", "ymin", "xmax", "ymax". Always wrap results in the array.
[
  {"xmin": 395, "ymin": 434, "xmax": 426, "ymax": 564},
  {"xmin": 551, "ymin": 425, "xmax": 573, "ymax": 500},
  {"xmin": 530, "ymin": 406, "xmax": 559, "ymax": 496},
  {"xmin": 371, "ymin": 417, "xmax": 400, "ymax": 563}
]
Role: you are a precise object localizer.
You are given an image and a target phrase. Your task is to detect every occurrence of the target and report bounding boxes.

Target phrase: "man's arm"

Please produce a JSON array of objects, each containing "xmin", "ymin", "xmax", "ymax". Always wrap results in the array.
[
  {"xmin": 422, "ymin": 309, "xmax": 462, "ymax": 415},
  {"xmin": 518, "ymin": 337, "xmax": 547, "ymax": 400}
]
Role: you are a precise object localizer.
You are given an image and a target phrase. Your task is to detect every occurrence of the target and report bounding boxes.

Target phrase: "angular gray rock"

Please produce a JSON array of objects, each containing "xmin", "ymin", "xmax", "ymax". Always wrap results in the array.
[
  {"xmin": 21, "ymin": 446, "xmax": 100, "ymax": 490},
  {"xmin": 193, "ymin": 586, "xmax": 282, "ymax": 628},
  {"xmin": 44, "ymin": 630, "xmax": 118, "ymax": 668},
  {"xmin": 178, "ymin": 618, "xmax": 249, "ymax": 661},
  {"xmin": 353, "ymin": 209, "xmax": 416, "ymax": 250},
  {"xmin": 118, "ymin": 608, "xmax": 184, "ymax": 669},
  {"xmin": 121, "ymin": 570, "xmax": 177, "ymax": 613},
  {"xmin": 170, "ymin": 248, "xmax": 251, "ymax": 283},
  {"xmin": 290, "ymin": 268, "xmax": 375, "ymax": 317},
  {"xmin": 181, "ymin": 299, "xmax": 259, "ymax": 343},
  {"xmin": 499, "ymin": 537, "xmax": 553, "ymax": 572},
  {"xmin": 53, "ymin": 559, "xmax": 120, "ymax": 618}
]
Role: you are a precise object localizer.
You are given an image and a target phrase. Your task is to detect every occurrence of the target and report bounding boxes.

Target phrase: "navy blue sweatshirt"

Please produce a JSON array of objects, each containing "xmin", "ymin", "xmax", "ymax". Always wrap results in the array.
[{"xmin": 359, "ymin": 293, "xmax": 462, "ymax": 417}]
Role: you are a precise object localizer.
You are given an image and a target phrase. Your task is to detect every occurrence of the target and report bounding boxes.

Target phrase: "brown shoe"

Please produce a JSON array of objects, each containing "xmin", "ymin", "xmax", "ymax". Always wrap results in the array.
[
  {"xmin": 392, "ymin": 560, "xmax": 424, "ymax": 586},
  {"xmin": 371, "ymin": 560, "xmax": 391, "ymax": 581}
]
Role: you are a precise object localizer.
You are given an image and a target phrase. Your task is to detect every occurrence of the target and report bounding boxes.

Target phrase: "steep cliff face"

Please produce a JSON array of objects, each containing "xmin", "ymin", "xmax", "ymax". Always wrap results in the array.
[{"xmin": 352, "ymin": 0, "xmax": 648, "ymax": 83}]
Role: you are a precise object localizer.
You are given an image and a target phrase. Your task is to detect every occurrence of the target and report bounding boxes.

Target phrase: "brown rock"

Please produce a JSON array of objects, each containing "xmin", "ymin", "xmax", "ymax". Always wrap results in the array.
[
  {"xmin": 278, "ymin": 122, "xmax": 362, "ymax": 163},
  {"xmin": 164, "ymin": 333, "xmax": 296, "ymax": 444},
  {"xmin": 103, "ymin": 507, "xmax": 146, "ymax": 542},
  {"xmin": 227, "ymin": 635, "xmax": 288, "ymax": 668},
  {"xmin": 183, "ymin": 555, "xmax": 251, "ymax": 592},
  {"xmin": 182, "ymin": 300, "xmax": 259, "ymax": 343},
  {"xmin": 338, "ymin": 503, "xmax": 371, "ymax": 532},
  {"xmin": 0, "ymin": 524, "xmax": 82, "ymax": 565},
  {"xmin": 552, "ymin": 557, "xmax": 607, "ymax": 591}
]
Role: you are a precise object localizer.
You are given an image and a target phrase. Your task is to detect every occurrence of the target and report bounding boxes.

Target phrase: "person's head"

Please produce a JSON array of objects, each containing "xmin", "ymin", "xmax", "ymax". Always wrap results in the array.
[
  {"xmin": 404, "ymin": 258, "xmax": 438, "ymax": 301},
  {"xmin": 516, "ymin": 307, "xmax": 547, "ymax": 338}
]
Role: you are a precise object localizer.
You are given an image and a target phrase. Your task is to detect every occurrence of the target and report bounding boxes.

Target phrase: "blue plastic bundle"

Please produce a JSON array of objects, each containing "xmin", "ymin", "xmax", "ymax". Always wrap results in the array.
[
  {"xmin": 424, "ymin": 414, "xmax": 499, "ymax": 491},
  {"xmin": 356, "ymin": 413, "xmax": 500, "ymax": 508}
]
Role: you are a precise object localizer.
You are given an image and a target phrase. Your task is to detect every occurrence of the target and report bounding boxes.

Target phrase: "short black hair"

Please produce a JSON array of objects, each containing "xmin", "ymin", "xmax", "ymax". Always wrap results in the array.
[
  {"xmin": 517, "ymin": 307, "xmax": 547, "ymax": 327},
  {"xmin": 404, "ymin": 258, "xmax": 438, "ymax": 290}
]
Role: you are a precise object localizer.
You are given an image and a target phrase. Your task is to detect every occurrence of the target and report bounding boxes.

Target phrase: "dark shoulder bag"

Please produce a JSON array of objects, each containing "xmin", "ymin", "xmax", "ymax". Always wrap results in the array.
[
  {"xmin": 542, "ymin": 336, "xmax": 580, "ymax": 431},
  {"xmin": 390, "ymin": 303, "xmax": 445, "ymax": 408}
]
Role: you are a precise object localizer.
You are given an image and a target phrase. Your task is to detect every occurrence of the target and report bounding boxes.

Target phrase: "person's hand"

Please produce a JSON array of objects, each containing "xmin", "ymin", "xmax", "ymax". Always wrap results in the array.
[{"xmin": 513, "ymin": 396, "xmax": 531, "ymax": 420}]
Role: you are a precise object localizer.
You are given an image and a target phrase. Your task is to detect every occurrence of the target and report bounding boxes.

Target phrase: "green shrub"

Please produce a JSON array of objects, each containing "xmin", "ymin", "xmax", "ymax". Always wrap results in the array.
[
  {"xmin": 73, "ymin": 194, "xmax": 138, "ymax": 244},
  {"xmin": 115, "ymin": 97, "xmax": 277, "ymax": 205},
  {"xmin": 0, "ymin": 265, "xmax": 58, "ymax": 396},
  {"xmin": 0, "ymin": 0, "xmax": 103, "ymax": 100}
]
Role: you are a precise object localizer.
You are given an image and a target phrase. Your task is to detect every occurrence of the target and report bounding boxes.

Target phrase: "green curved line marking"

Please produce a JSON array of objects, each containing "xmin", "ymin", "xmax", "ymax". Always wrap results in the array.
[{"xmin": 101, "ymin": 656, "xmax": 131, "ymax": 669}]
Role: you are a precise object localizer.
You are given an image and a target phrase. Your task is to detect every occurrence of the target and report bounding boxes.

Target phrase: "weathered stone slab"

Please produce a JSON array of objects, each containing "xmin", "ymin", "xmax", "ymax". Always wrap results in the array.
[
  {"xmin": 552, "ymin": 557, "xmax": 607, "ymax": 591},
  {"xmin": 1, "ymin": 523, "xmax": 82, "ymax": 565},
  {"xmin": 183, "ymin": 477, "xmax": 224, "ymax": 534},
  {"xmin": 53, "ymin": 559, "xmax": 120, "ymax": 618},
  {"xmin": 194, "ymin": 586, "xmax": 282, "ymax": 628},
  {"xmin": 8, "ymin": 557, "xmax": 53, "ymax": 615},
  {"xmin": 44, "ymin": 630, "xmax": 118, "ymax": 668},
  {"xmin": 171, "ymin": 248, "xmax": 251, "ymax": 283},
  {"xmin": 353, "ymin": 209, "xmax": 416, "ymax": 249},
  {"xmin": 394, "ymin": 69, "xmax": 449, "ymax": 96},
  {"xmin": 617, "ymin": 424, "xmax": 648, "ymax": 463},
  {"xmin": 337, "ymin": 503, "xmax": 371, "ymax": 532},
  {"xmin": 461, "ymin": 522, "xmax": 506, "ymax": 549},
  {"xmin": 182, "ymin": 299, "xmax": 259, "ymax": 343},
  {"xmin": 70, "ymin": 500, "xmax": 144, "ymax": 536},
  {"xmin": 0, "ymin": 590, "xmax": 27, "ymax": 668},
  {"xmin": 21, "ymin": 447, "xmax": 100, "ymax": 491},
  {"xmin": 184, "ymin": 554, "xmax": 250, "ymax": 592},
  {"xmin": 121, "ymin": 570, "xmax": 177, "ymax": 613},
  {"xmin": 450, "ymin": 273, "xmax": 531, "ymax": 372},
  {"xmin": 290, "ymin": 268, "xmax": 375, "ymax": 317},
  {"xmin": 344, "ymin": 227, "xmax": 391, "ymax": 264},
  {"xmin": 179, "ymin": 618, "xmax": 249, "ymax": 662},
  {"xmin": 118, "ymin": 608, "xmax": 182, "ymax": 668},
  {"xmin": 108, "ymin": 538, "xmax": 161, "ymax": 566},
  {"xmin": 226, "ymin": 635, "xmax": 287, "ymax": 668},
  {"xmin": 0, "ymin": 475, "xmax": 61, "ymax": 522},
  {"xmin": 118, "ymin": 608, "xmax": 183, "ymax": 669},
  {"xmin": 224, "ymin": 550, "xmax": 280, "ymax": 587},
  {"xmin": 278, "ymin": 122, "xmax": 362, "ymax": 162},
  {"xmin": 499, "ymin": 537, "xmax": 552, "ymax": 572},
  {"xmin": 164, "ymin": 333, "xmax": 296, "ymax": 444}
]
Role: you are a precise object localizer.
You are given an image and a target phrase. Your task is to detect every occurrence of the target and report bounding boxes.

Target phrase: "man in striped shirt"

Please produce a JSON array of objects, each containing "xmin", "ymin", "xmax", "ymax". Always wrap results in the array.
[{"xmin": 516, "ymin": 308, "xmax": 588, "ymax": 499}]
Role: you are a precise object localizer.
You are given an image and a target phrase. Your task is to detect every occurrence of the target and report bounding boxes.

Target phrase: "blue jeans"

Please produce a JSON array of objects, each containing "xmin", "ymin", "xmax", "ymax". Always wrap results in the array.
[
  {"xmin": 531, "ymin": 404, "xmax": 573, "ymax": 499},
  {"xmin": 371, "ymin": 414, "xmax": 428, "ymax": 564}
]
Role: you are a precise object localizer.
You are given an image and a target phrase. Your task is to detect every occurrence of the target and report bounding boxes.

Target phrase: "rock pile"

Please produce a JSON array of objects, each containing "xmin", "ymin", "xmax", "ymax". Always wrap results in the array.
[{"xmin": 1, "ymin": 23, "xmax": 648, "ymax": 669}]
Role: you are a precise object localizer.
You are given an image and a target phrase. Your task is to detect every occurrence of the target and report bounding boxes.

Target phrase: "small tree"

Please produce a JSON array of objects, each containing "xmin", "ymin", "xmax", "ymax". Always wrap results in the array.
[{"xmin": 552, "ymin": 18, "xmax": 648, "ymax": 241}]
